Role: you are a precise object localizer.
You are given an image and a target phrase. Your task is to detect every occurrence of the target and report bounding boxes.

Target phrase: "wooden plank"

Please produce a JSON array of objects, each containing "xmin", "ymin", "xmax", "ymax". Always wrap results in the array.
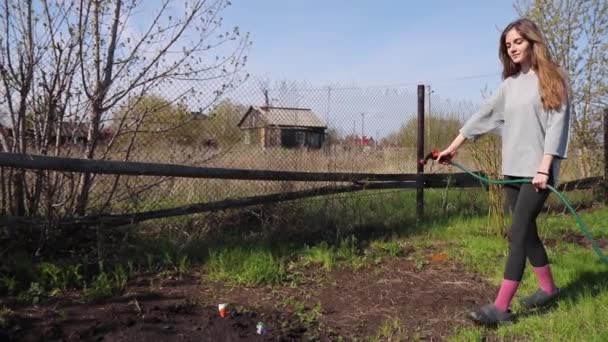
[
  {"xmin": 1, "ymin": 176, "xmax": 599, "ymax": 233},
  {"xmin": 1, "ymin": 178, "xmax": 484, "ymax": 232},
  {"xmin": 555, "ymin": 176, "xmax": 603, "ymax": 191},
  {"xmin": 0, "ymin": 181, "xmax": 420, "ymax": 230},
  {"xmin": 423, "ymin": 172, "xmax": 486, "ymax": 188},
  {"xmin": 4, "ymin": 151, "xmax": 598, "ymax": 192},
  {"xmin": 0, "ymin": 152, "xmax": 480, "ymax": 183}
]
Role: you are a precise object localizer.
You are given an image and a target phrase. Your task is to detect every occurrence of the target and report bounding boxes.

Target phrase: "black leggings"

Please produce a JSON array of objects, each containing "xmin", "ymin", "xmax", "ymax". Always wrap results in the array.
[{"xmin": 503, "ymin": 174, "xmax": 553, "ymax": 281}]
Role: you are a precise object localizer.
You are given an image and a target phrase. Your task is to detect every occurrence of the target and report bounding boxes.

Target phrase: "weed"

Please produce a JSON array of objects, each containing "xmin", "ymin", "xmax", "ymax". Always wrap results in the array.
[
  {"xmin": 0, "ymin": 276, "xmax": 17, "ymax": 295},
  {"xmin": 281, "ymin": 296, "xmax": 323, "ymax": 328},
  {"xmin": 84, "ymin": 265, "xmax": 129, "ymax": 301},
  {"xmin": 207, "ymin": 247, "xmax": 285, "ymax": 285},
  {"xmin": 0, "ymin": 305, "xmax": 14, "ymax": 329},
  {"xmin": 300, "ymin": 242, "xmax": 335, "ymax": 270},
  {"xmin": 18, "ymin": 282, "xmax": 44, "ymax": 305},
  {"xmin": 39, "ymin": 262, "xmax": 83, "ymax": 294},
  {"xmin": 370, "ymin": 317, "xmax": 406, "ymax": 342}
]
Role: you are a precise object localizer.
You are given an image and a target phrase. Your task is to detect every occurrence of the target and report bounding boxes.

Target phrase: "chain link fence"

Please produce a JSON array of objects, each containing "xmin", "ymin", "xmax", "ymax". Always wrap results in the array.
[
  {"xmin": 2, "ymin": 76, "xmax": 427, "ymax": 214},
  {"xmin": 1, "ymin": 74, "xmax": 604, "ymax": 219},
  {"xmin": 2, "ymin": 74, "xmax": 606, "ymax": 260}
]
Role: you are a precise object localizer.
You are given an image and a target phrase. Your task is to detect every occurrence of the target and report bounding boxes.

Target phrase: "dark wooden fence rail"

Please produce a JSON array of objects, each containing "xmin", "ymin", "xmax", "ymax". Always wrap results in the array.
[
  {"xmin": 0, "ymin": 152, "xmax": 477, "ymax": 183},
  {"xmin": 0, "ymin": 151, "xmax": 603, "ymax": 232}
]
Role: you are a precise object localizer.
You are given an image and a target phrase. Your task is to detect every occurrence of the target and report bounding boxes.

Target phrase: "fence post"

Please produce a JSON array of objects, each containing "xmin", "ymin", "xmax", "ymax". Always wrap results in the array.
[
  {"xmin": 604, "ymin": 107, "xmax": 608, "ymax": 205},
  {"xmin": 417, "ymin": 84, "xmax": 425, "ymax": 222}
]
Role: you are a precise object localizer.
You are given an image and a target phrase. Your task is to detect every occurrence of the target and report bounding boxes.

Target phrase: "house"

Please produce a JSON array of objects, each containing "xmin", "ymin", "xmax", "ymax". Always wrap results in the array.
[
  {"xmin": 0, "ymin": 121, "xmax": 111, "ymax": 146},
  {"xmin": 355, "ymin": 135, "xmax": 375, "ymax": 147},
  {"xmin": 53, "ymin": 122, "xmax": 90, "ymax": 145},
  {"xmin": 342, "ymin": 134, "xmax": 377, "ymax": 151},
  {"xmin": 238, "ymin": 106, "xmax": 327, "ymax": 149}
]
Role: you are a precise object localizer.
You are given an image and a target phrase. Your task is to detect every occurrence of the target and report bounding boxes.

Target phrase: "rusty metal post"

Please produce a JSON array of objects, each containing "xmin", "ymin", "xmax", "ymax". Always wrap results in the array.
[{"xmin": 417, "ymin": 85, "xmax": 425, "ymax": 221}]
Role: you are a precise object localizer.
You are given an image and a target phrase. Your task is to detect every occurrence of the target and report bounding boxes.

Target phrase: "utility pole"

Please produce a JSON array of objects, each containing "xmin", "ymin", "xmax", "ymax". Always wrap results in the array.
[
  {"xmin": 426, "ymin": 85, "xmax": 433, "ymax": 147},
  {"xmin": 326, "ymin": 86, "xmax": 332, "ymax": 125},
  {"xmin": 361, "ymin": 112, "xmax": 365, "ymax": 139},
  {"xmin": 263, "ymin": 88, "xmax": 270, "ymax": 107}
]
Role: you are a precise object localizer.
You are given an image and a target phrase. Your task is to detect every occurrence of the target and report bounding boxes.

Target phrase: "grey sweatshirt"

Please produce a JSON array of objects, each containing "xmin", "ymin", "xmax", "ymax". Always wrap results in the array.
[{"xmin": 459, "ymin": 71, "xmax": 570, "ymax": 183}]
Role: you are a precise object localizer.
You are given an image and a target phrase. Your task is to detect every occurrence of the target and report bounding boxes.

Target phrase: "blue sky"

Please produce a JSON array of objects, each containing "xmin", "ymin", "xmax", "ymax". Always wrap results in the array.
[
  {"xmin": 221, "ymin": 0, "xmax": 521, "ymax": 102},
  {"xmin": 126, "ymin": 1, "xmax": 523, "ymax": 138}
]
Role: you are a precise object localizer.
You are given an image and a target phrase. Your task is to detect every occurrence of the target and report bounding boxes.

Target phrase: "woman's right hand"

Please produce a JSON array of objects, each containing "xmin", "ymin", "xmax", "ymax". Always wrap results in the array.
[
  {"xmin": 436, "ymin": 134, "xmax": 466, "ymax": 164},
  {"xmin": 436, "ymin": 147, "xmax": 457, "ymax": 164}
]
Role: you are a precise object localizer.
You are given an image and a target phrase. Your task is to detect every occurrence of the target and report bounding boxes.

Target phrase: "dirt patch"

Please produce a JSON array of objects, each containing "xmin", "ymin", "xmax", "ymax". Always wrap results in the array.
[
  {"xmin": 3, "ymin": 255, "xmax": 495, "ymax": 341},
  {"xmin": 320, "ymin": 259, "xmax": 490, "ymax": 339},
  {"xmin": 211, "ymin": 257, "xmax": 495, "ymax": 341},
  {"xmin": 561, "ymin": 231, "xmax": 608, "ymax": 249},
  {"xmin": 4, "ymin": 277, "xmax": 308, "ymax": 342},
  {"xmin": 546, "ymin": 231, "xmax": 608, "ymax": 250}
]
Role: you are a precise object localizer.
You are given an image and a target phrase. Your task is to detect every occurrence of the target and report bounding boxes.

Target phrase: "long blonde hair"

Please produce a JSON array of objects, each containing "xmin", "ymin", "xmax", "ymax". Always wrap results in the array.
[{"xmin": 499, "ymin": 18, "xmax": 569, "ymax": 111}]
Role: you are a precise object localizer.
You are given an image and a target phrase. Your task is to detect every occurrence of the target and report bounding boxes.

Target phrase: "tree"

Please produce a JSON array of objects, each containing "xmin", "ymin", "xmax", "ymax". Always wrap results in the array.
[
  {"xmin": 381, "ymin": 116, "xmax": 462, "ymax": 149},
  {"xmin": 465, "ymin": 87, "xmax": 505, "ymax": 236},
  {"xmin": 110, "ymin": 95, "xmax": 197, "ymax": 150},
  {"xmin": 324, "ymin": 128, "xmax": 342, "ymax": 147},
  {"xmin": 1, "ymin": 0, "xmax": 85, "ymax": 219},
  {"xmin": 203, "ymin": 99, "xmax": 247, "ymax": 147},
  {"xmin": 515, "ymin": 0, "xmax": 608, "ymax": 177},
  {"xmin": 0, "ymin": 0, "xmax": 250, "ymax": 252},
  {"xmin": 72, "ymin": 0, "xmax": 250, "ymax": 215}
]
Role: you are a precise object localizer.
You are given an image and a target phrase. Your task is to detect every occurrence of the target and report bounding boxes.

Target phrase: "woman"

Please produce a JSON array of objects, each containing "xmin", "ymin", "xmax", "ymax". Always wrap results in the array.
[{"xmin": 437, "ymin": 18, "xmax": 571, "ymax": 325}]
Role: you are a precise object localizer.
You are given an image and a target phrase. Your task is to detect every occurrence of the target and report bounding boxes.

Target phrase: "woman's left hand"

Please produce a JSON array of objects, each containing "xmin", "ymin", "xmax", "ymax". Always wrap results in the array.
[{"xmin": 532, "ymin": 173, "xmax": 549, "ymax": 191}]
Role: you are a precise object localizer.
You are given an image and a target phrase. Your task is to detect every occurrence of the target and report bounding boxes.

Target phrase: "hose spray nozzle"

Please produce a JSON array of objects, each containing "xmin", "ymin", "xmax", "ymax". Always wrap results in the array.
[{"xmin": 419, "ymin": 149, "xmax": 452, "ymax": 165}]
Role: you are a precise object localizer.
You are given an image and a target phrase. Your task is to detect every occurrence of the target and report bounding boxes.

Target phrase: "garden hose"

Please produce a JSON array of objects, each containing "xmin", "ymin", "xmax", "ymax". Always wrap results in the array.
[{"xmin": 421, "ymin": 150, "xmax": 608, "ymax": 265}]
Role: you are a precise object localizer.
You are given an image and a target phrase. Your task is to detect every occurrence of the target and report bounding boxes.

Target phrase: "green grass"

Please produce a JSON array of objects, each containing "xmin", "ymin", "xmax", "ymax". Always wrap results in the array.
[
  {"xmin": 369, "ymin": 239, "xmax": 404, "ymax": 257},
  {"xmin": 540, "ymin": 205, "xmax": 608, "ymax": 239},
  {"xmin": 0, "ymin": 305, "xmax": 14, "ymax": 329},
  {"xmin": 300, "ymin": 242, "xmax": 336, "ymax": 270},
  {"xmin": 370, "ymin": 317, "xmax": 407, "ymax": 342},
  {"xmin": 206, "ymin": 247, "xmax": 286, "ymax": 285},
  {"xmin": 430, "ymin": 209, "xmax": 608, "ymax": 342},
  {"xmin": 204, "ymin": 233, "xmax": 414, "ymax": 287},
  {"xmin": 206, "ymin": 236, "xmax": 368, "ymax": 286},
  {"xmin": 3, "ymin": 185, "xmax": 604, "ymax": 340},
  {"xmin": 83, "ymin": 265, "xmax": 130, "ymax": 302}
]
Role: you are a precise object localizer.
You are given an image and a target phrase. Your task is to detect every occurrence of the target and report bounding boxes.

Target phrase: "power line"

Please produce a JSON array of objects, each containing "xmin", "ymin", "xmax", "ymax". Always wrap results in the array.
[{"xmin": 263, "ymin": 72, "xmax": 502, "ymax": 92}]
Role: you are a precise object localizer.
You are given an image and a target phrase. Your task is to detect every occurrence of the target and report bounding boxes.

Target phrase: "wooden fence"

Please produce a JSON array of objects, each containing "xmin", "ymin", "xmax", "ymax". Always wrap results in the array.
[
  {"xmin": 0, "ymin": 151, "xmax": 603, "ymax": 230},
  {"xmin": 0, "ymin": 91, "xmax": 606, "ymax": 231}
]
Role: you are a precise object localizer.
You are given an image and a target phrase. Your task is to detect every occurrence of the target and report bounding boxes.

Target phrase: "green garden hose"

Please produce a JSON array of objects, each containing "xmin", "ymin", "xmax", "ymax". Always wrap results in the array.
[{"xmin": 448, "ymin": 159, "xmax": 608, "ymax": 265}]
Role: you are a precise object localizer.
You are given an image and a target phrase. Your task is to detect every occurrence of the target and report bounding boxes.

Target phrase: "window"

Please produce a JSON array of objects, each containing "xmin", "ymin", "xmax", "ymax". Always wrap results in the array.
[
  {"xmin": 308, "ymin": 133, "xmax": 321, "ymax": 148},
  {"xmin": 244, "ymin": 131, "xmax": 251, "ymax": 145},
  {"xmin": 295, "ymin": 131, "xmax": 305, "ymax": 146},
  {"xmin": 281, "ymin": 130, "xmax": 297, "ymax": 148}
]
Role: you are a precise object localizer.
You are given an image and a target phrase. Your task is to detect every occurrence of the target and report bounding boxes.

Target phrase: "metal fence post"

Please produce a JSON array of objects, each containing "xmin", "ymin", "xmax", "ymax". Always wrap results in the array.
[{"xmin": 417, "ymin": 85, "xmax": 425, "ymax": 222}]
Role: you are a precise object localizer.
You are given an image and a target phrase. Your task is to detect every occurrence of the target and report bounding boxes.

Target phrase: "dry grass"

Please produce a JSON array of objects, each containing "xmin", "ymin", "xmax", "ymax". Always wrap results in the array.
[{"xmin": 15, "ymin": 140, "xmax": 598, "ymax": 215}]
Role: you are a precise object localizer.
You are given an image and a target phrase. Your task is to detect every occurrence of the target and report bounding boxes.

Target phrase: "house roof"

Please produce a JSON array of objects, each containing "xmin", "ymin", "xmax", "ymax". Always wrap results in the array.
[
  {"xmin": 57, "ymin": 122, "xmax": 89, "ymax": 138},
  {"xmin": 0, "ymin": 121, "xmax": 91, "ymax": 138},
  {"xmin": 240, "ymin": 106, "xmax": 326, "ymax": 128}
]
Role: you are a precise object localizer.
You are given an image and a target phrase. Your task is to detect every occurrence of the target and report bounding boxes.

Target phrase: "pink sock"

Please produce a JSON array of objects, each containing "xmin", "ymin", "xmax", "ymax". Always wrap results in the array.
[
  {"xmin": 534, "ymin": 265, "xmax": 558, "ymax": 294},
  {"xmin": 494, "ymin": 279, "xmax": 519, "ymax": 312}
]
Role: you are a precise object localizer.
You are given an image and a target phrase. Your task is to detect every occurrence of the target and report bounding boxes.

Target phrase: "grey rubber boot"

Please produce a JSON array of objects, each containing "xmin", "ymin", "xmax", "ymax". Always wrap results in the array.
[
  {"xmin": 468, "ymin": 303, "xmax": 515, "ymax": 326},
  {"xmin": 520, "ymin": 288, "xmax": 560, "ymax": 309}
]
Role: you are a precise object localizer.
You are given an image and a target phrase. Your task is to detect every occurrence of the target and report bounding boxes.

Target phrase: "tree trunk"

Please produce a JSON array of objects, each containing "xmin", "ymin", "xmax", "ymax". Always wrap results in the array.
[
  {"xmin": 11, "ymin": 171, "xmax": 25, "ymax": 216},
  {"xmin": 75, "ymin": 104, "xmax": 103, "ymax": 216}
]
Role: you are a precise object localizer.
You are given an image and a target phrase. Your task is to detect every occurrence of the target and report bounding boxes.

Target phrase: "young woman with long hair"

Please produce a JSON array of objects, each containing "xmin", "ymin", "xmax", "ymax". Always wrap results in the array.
[{"xmin": 437, "ymin": 18, "xmax": 571, "ymax": 325}]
